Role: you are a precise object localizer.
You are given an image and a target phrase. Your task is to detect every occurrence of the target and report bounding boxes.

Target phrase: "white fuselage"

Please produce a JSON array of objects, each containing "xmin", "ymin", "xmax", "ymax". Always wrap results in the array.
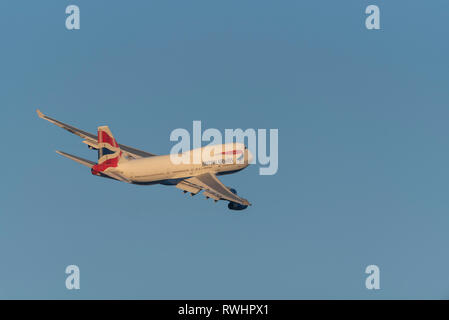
[{"xmin": 112, "ymin": 143, "xmax": 252, "ymax": 184}]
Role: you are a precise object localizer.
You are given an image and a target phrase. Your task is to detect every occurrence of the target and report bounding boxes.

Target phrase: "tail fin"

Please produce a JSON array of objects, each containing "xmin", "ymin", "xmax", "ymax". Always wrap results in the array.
[{"xmin": 91, "ymin": 126, "xmax": 122, "ymax": 174}]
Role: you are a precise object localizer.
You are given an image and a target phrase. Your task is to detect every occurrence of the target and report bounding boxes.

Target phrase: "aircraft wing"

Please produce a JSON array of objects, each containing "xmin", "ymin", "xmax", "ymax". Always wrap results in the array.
[
  {"xmin": 55, "ymin": 150, "xmax": 131, "ymax": 183},
  {"xmin": 37, "ymin": 109, "xmax": 156, "ymax": 159},
  {"xmin": 56, "ymin": 150, "xmax": 96, "ymax": 168},
  {"xmin": 177, "ymin": 172, "xmax": 251, "ymax": 206}
]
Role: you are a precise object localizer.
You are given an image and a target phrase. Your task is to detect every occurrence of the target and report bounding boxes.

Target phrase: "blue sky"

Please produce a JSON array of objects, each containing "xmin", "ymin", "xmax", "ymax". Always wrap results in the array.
[{"xmin": 1, "ymin": 1, "xmax": 449, "ymax": 299}]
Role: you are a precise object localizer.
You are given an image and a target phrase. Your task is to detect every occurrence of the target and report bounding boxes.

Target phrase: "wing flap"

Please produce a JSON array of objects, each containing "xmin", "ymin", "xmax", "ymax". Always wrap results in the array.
[
  {"xmin": 176, "ymin": 181, "xmax": 202, "ymax": 194},
  {"xmin": 184, "ymin": 172, "xmax": 251, "ymax": 206},
  {"xmin": 203, "ymin": 191, "xmax": 221, "ymax": 201}
]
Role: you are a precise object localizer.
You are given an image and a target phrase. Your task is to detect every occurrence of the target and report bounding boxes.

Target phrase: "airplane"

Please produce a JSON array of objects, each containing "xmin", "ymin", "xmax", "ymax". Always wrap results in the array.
[{"xmin": 37, "ymin": 109, "xmax": 253, "ymax": 210}]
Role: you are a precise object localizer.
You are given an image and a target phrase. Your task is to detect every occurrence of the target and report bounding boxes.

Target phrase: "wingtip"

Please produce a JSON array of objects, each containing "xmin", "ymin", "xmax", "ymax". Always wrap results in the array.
[{"xmin": 36, "ymin": 109, "xmax": 44, "ymax": 118}]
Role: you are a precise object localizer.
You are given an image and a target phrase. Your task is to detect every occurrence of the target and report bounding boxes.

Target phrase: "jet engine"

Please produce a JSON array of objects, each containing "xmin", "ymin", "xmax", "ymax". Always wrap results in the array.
[
  {"xmin": 228, "ymin": 202, "xmax": 248, "ymax": 210},
  {"xmin": 227, "ymin": 187, "xmax": 248, "ymax": 210}
]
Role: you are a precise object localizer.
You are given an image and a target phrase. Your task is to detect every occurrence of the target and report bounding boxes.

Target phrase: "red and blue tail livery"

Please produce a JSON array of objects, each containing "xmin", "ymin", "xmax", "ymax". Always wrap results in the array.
[{"xmin": 91, "ymin": 126, "xmax": 122, "ymax": 174}]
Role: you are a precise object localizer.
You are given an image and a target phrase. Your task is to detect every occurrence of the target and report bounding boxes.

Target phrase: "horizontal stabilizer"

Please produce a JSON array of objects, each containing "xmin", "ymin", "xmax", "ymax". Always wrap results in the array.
[{"xmin": 56, "ymin": 150, "xmax": 96, "ymax": 168}]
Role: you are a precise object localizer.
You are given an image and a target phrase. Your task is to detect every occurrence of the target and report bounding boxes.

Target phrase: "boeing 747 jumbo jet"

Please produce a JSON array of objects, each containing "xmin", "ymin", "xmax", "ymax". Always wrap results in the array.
[{"xmin": 37, "ymin": 110, "xmax": 252, "ymax": 210}]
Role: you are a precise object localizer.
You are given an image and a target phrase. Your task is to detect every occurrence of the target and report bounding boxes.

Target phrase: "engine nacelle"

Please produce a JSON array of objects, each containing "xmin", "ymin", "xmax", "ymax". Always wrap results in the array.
[
  {"xmin": 227, "ymin": 188, "xmax": 248, "ymax": 210},
  {"xmin": 228, "ymin": 201, "xmax": 248, "ymax": 210}
]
